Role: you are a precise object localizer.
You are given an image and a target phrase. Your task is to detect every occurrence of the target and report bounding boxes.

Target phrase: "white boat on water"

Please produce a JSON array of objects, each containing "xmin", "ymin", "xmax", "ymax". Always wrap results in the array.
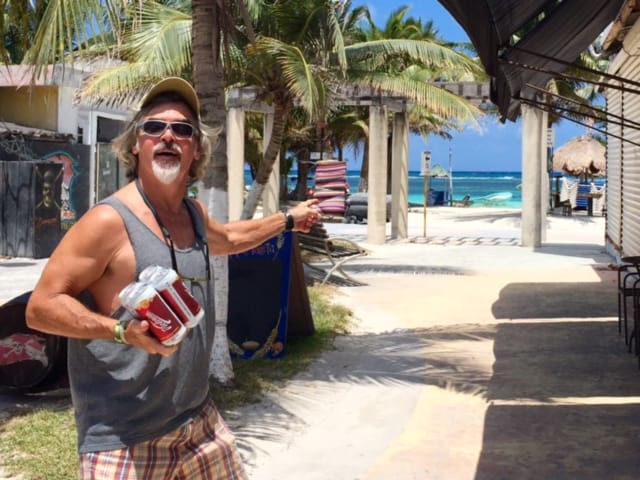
[{"xmin": 475, "ymin": 191, "xmax": 513, "ymax": 205}]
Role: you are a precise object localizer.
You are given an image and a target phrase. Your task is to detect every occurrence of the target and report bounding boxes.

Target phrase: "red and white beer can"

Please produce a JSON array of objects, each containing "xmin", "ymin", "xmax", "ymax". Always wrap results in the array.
[
  {"xmin": 140, "ymin": 266, "xmax": 204, "ymax": 329},
  {"xmin": 139, "ymin": 265, "xmax": 163, "ymax": 283},
  {"xmin": 118, "ymin": 281, "xmax": 187, "ymax": 346}
]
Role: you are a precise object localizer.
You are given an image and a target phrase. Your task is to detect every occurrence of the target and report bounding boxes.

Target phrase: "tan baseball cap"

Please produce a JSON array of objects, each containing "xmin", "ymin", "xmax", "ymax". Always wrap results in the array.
[{"xmin": 140, "ymin": 77, "xmax": 200, "ymax": 116}]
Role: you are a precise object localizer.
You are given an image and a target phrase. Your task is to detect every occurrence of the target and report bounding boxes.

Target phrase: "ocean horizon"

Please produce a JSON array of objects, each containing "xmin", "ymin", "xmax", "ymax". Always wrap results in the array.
[
  {"xmin": 349, "ymin": 170, "xmax": 523, "ymax": 209},
  {"xmin": 246, "ymin": 169, "xmax": 525, "ymax": 209},
  {"xmin": 332, "ymin": 170, "xmax": 522, "ymax": 209}
]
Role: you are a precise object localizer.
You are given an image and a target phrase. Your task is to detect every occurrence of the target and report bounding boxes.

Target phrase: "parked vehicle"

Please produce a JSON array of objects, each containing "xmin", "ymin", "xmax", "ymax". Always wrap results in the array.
[{"xmin": 344, "ymin": 193, "xmax": 391, "ymax": 223}]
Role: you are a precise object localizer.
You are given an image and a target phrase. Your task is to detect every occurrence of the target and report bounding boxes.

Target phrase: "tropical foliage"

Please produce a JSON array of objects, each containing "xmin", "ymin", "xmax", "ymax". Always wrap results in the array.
[{"xmin": 5, "ymin": 0, "xmax": 486, "ymax": 382}]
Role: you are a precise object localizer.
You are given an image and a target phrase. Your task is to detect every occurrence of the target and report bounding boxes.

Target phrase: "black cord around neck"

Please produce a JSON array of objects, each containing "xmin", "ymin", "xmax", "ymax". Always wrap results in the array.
[{"xmin": 134, "ymin": 178, "xmax": 210, "ymax": 281}]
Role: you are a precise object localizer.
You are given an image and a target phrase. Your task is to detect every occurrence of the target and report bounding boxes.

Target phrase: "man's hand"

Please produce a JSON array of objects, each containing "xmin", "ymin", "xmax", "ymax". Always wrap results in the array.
[
  {"xmin": 288, "ymin": 199, "xmax": 322, "ymax": 233},
  {"xmin": 122, "ymin": 319, "xmax": 179, "ymax": 356}
]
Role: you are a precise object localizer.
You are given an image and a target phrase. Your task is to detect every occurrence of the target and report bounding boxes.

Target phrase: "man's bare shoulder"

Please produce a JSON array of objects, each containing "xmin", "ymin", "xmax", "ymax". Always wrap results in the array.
[
  {"xmin": 79, "ymin": 202, "xmax": 127, "ymax": 232},
  {"xmin": 81, "ymin": 184, "xmax": 139, "ymax": 231}
]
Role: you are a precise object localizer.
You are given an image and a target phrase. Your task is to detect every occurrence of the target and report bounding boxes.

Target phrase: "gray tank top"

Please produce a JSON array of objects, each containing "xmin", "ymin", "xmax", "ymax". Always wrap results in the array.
[{"xmin": 68, "ymin": 196, "xmax": 215, "ymax": 453}]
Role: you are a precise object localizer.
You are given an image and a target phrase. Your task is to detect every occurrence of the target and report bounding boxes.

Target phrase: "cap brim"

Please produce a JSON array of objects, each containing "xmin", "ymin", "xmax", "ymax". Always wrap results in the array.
[{"xmin": 140, "ymin": 77, "xmax": 200, "ymax": 117}]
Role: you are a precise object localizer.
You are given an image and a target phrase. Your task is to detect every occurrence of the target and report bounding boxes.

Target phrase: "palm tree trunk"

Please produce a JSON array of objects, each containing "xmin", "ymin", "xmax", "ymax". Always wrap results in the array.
[
  {"xmin": 359, "ymin": 139, "xmax": 369, "ymax": 192},
  {"xmin": 192, "ymin": 0, "xmax": 234, "ymax": 384},
  {"xmin": 292, "ymin": 152, "xmax": 311, "ymax": 200},
  {"xmin": 386, "ymin": 134, "xmax": 392, "ymax": 194},
  {"xmin": 241, "ymin": 102, "xmax": 292, "ymax": 219}
]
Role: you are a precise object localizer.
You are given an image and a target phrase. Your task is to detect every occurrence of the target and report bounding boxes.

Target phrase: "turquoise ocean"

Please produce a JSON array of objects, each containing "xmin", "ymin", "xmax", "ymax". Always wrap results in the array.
[
  {"xmin": 350, "ymin": 170, "xmax": 523, "ymax": 209},
  {"xmin": 248, "ymin": 170, "xmax": 524, "ymax": 209}
]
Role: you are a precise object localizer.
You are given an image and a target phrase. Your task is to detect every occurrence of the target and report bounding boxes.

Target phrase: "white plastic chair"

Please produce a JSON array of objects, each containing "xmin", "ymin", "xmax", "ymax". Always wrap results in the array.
[{"xmin": 590, "ymin": 183, "xmax": 606, "ymax": 215}]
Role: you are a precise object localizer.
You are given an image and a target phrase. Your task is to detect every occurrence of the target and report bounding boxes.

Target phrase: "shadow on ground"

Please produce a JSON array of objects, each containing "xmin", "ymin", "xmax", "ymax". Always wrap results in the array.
[
  {"xmin": 475, "ymin": 320, "xmax": 640, "ymax": 480},
  {"xmin": 234, "ymin": 315, "xmax": 640, "ymax": 479},
  {"xmin": 0, "ymin": 261, "xmax": 39, "ymax": 269},
  {"xmin": 2, "ymin": 264, "xmax": 630, "ymax": 479},
  {"xmin": 345, "ymin": 263, "xmax": 472, "ymax": 276},
  {"xmin": 236, "ymin": 266, "xmax": 634, "ymax": 478},
  {"xmin": 442, "ymin": 210, "xmax": 602, "ymax": 226},
  {"xmin": 318, "ymin": 248, "xmax": 613, "ymax": 284},
  {"xmin": 533, "ymin": 242, "xmax": 612, "ymax": 262},
  {"xmin": 477, "ymin": 266, "xmax": 640, "ymax": 479},
  {"xmin": 3, "ymin": 319, "xmax": 637, "ymax": 479},
  {"xmin": 231, "ymin": 324, "xmax": 495, "ymax": 464},
  {"xmin": 492, "ymin": 266, "xmax": 617, "ymax": 320}
]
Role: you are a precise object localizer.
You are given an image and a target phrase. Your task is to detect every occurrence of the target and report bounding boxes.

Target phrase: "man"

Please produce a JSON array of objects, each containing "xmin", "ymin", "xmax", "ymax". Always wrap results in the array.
[{"xmin": 26, "ymin": 77, "xmax": 321, "ymax": 479}]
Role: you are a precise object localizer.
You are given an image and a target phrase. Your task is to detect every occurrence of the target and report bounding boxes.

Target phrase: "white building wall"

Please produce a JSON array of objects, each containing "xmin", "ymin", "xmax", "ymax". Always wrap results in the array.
[
  {"xmin": 57, "ymin": 86, "xmax": 79, "ymax": 135},
  {"xmin": 605, "ymin": 84, "xmax": 622, "ymax": 258},
  {"xmin": 605, "ymin": 18, "xmax": 640, "ymax": 260}
]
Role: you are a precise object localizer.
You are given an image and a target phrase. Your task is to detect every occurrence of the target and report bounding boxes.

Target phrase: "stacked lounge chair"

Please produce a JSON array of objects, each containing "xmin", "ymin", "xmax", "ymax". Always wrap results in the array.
[
  {"xmin": 576, "ymin": 181, "xmax": 591, "ymax": 210},
  {"xmin": 313, "ymin": 160, "xmax": 349, "ymax": 217}
]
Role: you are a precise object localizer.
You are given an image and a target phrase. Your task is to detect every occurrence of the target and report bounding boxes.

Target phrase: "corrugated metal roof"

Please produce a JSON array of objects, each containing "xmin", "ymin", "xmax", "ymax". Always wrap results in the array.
[
  {"xmin": 0, "ymin": 66, "xmax": 57, "ymax": 88},
  {"xmin": 438, "ymin": 0, "xmax": 625, "ymax": 121},
  {"xmin": 0, "ymin": 120, "xmax": 73, "ymax": 140}
]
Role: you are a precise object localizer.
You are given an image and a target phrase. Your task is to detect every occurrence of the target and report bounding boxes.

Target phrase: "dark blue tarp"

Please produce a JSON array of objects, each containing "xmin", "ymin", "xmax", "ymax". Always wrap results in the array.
[{"xmin": 438, "ymin": 0, "xmax": 625, "ymax": 121}]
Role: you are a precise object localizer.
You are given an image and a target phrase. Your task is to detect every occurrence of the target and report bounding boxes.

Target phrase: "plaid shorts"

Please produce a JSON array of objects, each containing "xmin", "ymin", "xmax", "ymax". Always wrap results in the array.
[{"xmin": 79, "ymin": 398, "xmax": 247, "ymax": 480}]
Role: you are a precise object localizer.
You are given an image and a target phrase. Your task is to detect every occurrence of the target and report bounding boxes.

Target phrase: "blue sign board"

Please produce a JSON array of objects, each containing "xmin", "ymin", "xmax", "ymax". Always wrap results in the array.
[{"xmin": 227, "ymin": 232, "xmax": 293, "ymax": 359}]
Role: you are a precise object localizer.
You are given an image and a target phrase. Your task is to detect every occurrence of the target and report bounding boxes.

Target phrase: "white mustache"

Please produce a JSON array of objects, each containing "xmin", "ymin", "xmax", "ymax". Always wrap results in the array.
[{"xmin": 152, "ymin": 142, "xmax": 182, "ymax": 157}]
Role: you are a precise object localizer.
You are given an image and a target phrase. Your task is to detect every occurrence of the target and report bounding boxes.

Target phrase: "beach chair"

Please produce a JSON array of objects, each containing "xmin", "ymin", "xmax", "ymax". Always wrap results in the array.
[
  {"xmin": 558, "ymin": 178, "xmax": 577, "ymax": 216},
  {"xmin": 297, "ymin": 223, "xmax": 367, "ymax": 286},
  {"xmin": 590, "ymin": 183, "xmax": 606, "ymax": 216},
  {"xmin": 576, "ymin": 182, "xmax": 591, "ymax": 210}
]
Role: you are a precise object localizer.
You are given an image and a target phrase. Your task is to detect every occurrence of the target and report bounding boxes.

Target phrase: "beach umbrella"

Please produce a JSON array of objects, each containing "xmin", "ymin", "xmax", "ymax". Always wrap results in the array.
[
  {"xmin": 429, "ymin": 164, "xmax": 449, "ymax": 177},
  {"xmin": 552, "ymin": 135, "xmax": 606, "ymax": 177},
  {"xmin": 428, "ymin": 164, "xmax": 451, "ymax": 205}
]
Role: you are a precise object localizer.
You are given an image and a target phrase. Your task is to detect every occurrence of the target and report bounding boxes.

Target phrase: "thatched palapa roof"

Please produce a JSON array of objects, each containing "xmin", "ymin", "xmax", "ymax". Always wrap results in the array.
[{"xmin": 552, "ymin": 135, "xmax": 606, "ymax": 177}]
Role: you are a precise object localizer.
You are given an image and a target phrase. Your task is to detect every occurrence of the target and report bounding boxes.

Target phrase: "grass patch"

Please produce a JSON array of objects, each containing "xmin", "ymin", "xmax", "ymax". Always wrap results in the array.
[
  {"xmin": 212, "ymin": 284, "xmax": 352, "ymax": 408},
  {"xmin": 0, "ymin": 285, "xmax": 352, "ymax": 479},
  {"xmin": 0, "ymin": 399, "xmax": 77, "ymax": 479}
]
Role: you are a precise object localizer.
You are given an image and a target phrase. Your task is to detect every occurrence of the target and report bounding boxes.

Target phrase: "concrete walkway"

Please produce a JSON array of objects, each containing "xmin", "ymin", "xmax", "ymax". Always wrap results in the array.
[
  {"xmin": 3, "ymin": 209, "xmax": 639, "ymax": 479},
  {"xmin": 231, "ymin": 210, "xmax": 640, "ymax": 480}
]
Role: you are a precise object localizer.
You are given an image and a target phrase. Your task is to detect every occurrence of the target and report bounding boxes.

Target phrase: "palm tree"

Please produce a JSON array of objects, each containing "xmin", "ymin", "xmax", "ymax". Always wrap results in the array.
[
  {"xmin": 17, "ymin": 0, "xmax": 243, "ymax": 384},
  {"xmin": 16, "ymin": 0, "xmax": 484, "ymax": 384},
  {"xmin": 191, "ymin": 0, "xmax": 237, "ymax": 384},
  {"xmin": 0, "ymin": 0, "xmax": 48, "ymax": 64},
  {"xmin": 233, "ymin": 0, "xmax": 483, "ymax": 218},
  {"xmin": 233, "ymin": 0, "xmax": 346, "ymax": 218},
  {"xmin": 348, "ymin": 5, "xmax": 483, "ymax": 190}
]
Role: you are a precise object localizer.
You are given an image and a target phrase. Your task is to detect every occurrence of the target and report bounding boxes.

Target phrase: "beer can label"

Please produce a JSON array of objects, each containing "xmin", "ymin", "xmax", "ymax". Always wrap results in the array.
[
  {"xmin": 143, "ymin": 266, "xmax": 204, "ymax": 329},
  {"xmin": 164, "ymin": 279, "xmax": 204, "ymax": 328},
  {"xmin": 119, "ymin": 282, "xmax": 186, "ymax": 346}
]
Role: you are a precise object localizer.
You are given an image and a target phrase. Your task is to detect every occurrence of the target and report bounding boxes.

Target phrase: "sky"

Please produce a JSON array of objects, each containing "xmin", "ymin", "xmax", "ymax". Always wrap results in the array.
[{"xmin": 350, "ymin": 0, "xmax": 588, "ymax": 173}]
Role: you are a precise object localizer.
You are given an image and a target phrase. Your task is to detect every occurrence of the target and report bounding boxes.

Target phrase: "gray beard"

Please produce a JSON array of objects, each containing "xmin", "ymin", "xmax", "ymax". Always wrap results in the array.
[{"xmin": 152, "ymin": 159, "xmax": 181, "ymax": 185}]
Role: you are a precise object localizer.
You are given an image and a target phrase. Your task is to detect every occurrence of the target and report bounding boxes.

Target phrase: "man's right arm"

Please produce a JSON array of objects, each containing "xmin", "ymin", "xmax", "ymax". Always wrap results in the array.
[
  {"xmin": 25, "ymin": 205, "xmax": 176, "ymax": 356},
  {"xmin": 26, "ymin": 205, "xmax": 126, "ymax": 340}
]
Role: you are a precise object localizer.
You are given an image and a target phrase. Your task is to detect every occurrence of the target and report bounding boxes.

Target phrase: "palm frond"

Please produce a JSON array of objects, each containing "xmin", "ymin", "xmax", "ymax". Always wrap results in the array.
[
  {"xmin": 345, "ymin": 38, "xmax": 482, "ymax": 75},
  {"xmin": 122, "ymin": 2, "xmax": 192, "ymax": 73},
  {"xmin": 77, "ymin": 2, "xmax": 192, "ymax": 107},
  {"xmin": 22, "ymin": 0, "xmax": 117, "ymax": 77},
  {"xmin": 79, "ymin": 63, "xmax": 171, "ymax": 108},
  {"xmin": 254, "ymin": 36, "xmax": 322, "ymax": 118},
  {"xmin": 348, "ymin": 71, "xmax": 481, "ymax": 125}
]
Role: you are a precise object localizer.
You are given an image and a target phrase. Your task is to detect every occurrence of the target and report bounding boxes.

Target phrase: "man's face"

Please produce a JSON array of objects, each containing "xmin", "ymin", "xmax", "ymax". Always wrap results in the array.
[{"xmin": 132, "ymin": 101, "xmax": 200, "ymax": 185}]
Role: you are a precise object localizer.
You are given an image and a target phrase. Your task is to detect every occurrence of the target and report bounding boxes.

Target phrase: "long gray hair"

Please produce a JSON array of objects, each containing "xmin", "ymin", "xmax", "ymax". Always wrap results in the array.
[{"xmin": 112, "ymin": 92, "xmax": 217, "ymax": 185}]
